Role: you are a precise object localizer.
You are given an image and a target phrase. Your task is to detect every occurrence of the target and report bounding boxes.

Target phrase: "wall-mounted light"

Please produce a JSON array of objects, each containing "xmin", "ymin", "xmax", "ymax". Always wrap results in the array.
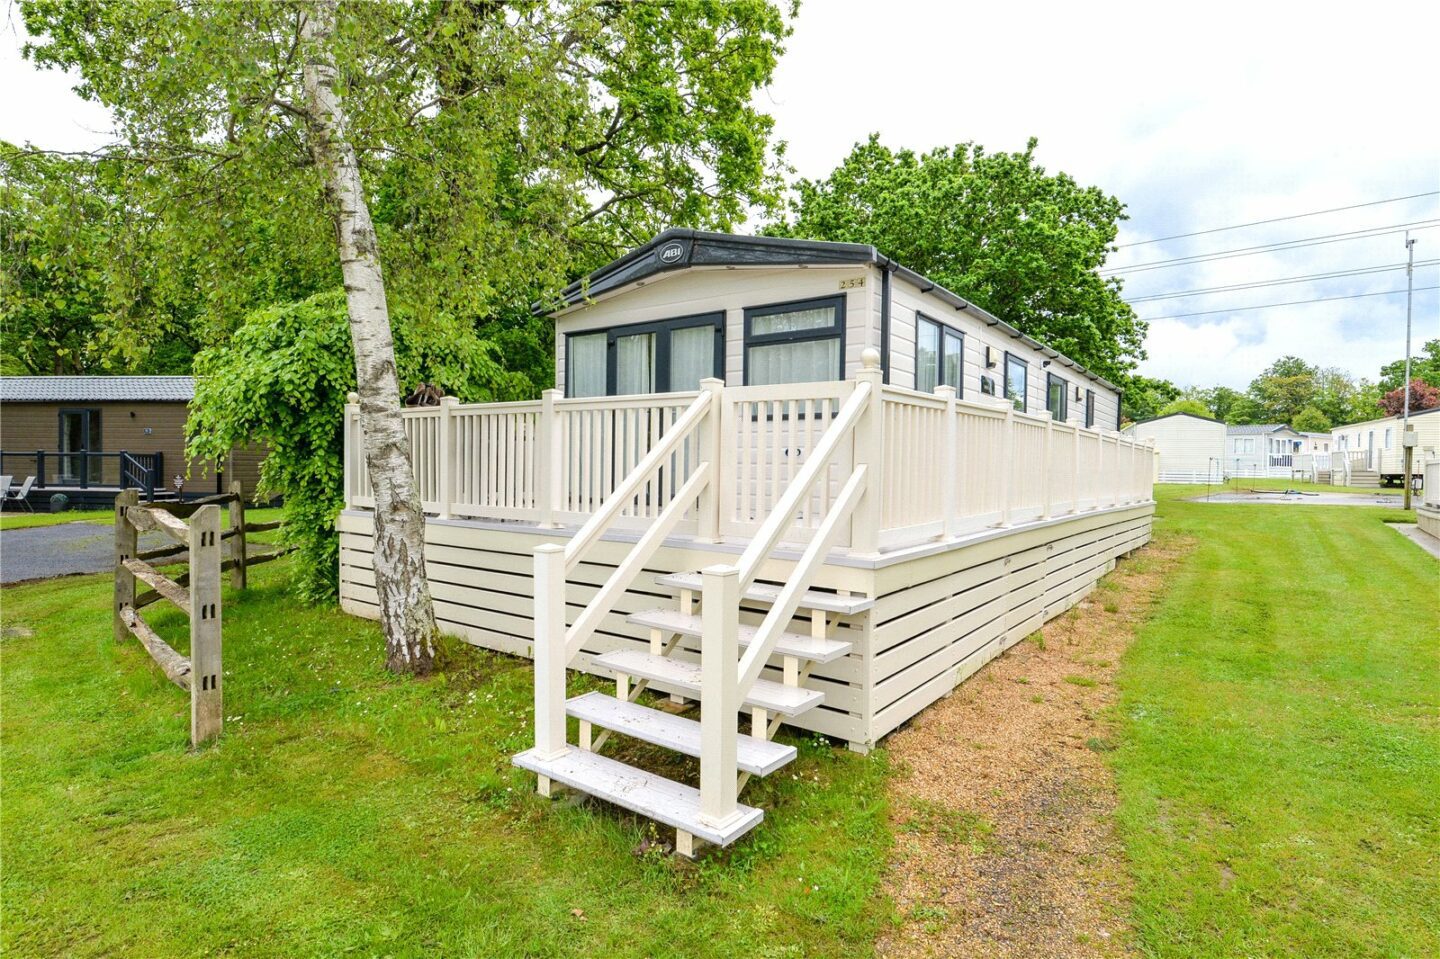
[
  {"xmin": 1042, "ymin": 359, "xmax": 1052, "ymax": 368},
  {"xmin": 1075, "ymin": 386, "xmax": 1083, "ymax": 401}
]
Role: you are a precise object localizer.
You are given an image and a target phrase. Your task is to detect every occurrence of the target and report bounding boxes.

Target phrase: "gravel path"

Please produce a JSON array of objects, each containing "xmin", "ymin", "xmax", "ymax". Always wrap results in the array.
[
  {"xmin": 0, "ymin": 523, "xmax": 187, "ymax": 584},
  {"xmin": 878, "ymin": 534, "xmax": 1191, "ymax": 959}
]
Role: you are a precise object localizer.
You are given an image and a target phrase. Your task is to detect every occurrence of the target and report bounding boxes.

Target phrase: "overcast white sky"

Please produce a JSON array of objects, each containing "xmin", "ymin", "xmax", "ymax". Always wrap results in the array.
[{"xmin": 4, "ymin": 1, "xmax": 1438, "ymax": 389}]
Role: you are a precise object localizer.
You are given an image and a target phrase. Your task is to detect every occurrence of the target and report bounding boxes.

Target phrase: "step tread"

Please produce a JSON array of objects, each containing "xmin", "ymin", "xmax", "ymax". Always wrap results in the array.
[
  {"xmin": 593, "ymin": 649, "xmax": 824, "ymax": 717},
  {"xmin": 567, "ymin": 691, "xmax": 796, "ymax": 776},
  {"xmin": 656, "ymin": 572, "xmax": 874, "ymax": 614},
  {"xmin": 628, "ymin": 608, "xmax": 852, "ymax": 663},
  {"xmin": 512, "ymin": 746, "xmax": 763, "ymax": 847}
]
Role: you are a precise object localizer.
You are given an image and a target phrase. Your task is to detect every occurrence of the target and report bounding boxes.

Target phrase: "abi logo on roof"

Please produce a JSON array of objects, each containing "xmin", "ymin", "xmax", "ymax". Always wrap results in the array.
[{"xmin": 657, "ymin": 240, "xmax": 686, "ymax": 265}]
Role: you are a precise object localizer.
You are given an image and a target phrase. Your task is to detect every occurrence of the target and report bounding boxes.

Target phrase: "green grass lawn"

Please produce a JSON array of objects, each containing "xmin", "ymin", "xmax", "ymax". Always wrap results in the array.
[
  {"xmin": 1113, "ymin": 486, "xmax": 1440, "ymax": 958},
  {"xmin": 0, "ymin": 506, "xmax": 283, "ymax": 531},
  {"xmin": 1210, "ymin": 477, "xmax": 1404, "ymax": 496},
  {"xmin": 0, "ymin": 554, "xmax": 890, "ymax": 958}
]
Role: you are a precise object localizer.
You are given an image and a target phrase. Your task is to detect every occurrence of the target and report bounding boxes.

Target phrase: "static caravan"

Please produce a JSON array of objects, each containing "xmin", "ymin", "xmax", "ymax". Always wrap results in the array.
[
  {"xmin": 1225, "ymin": 423, "xmax": 1302, "ymax": 478},
  {"xmin": 1122, "ymin": 412, "xmax": 1225, "ymax": 483},
  {"xmin": 339, "ymin": 230, "xmax": 1154, "ymax": 854},
  {"xmin": 1329, "ymin": 407, "xmax": 1440, "ymax": 486}
]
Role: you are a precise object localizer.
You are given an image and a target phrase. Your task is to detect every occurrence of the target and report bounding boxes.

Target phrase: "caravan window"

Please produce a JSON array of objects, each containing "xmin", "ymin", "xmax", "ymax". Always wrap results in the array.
[
  {"xmin": 1085, "ymin": 390, "xmax": 1096, "ymax": 428},
  {"xmin": 566, "ymin": 312, "xmax": 724, "ymax": 397},
  {"xmin": 744, "ymin": 296, "xmax": 844, "ymax": 386},
  {"xmin": 1003, "ymin": 354, "xmax": 1028, "ymax": 412},
  {"xmin": 1046, "ymin": 373, "xmax": 1068, "ymax": 422},
  {"xmin": 916, "ymin": 315, "xmax": 964, "ymax": 395}
]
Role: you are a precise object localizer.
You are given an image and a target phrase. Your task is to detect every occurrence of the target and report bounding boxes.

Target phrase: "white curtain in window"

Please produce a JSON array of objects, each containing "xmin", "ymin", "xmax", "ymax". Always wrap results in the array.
[
  {"xmin": 916, "ymin": 320, "xmax": 939, "ymax": 393},
  {"xmin": 615, "ymin": 332, "xmax": 656, "ymax": 395},
  {"xmin": 668, "ymin": 325, "xmax": 715, "ymax": 391},
  {"xmin": 568, "ymin": 333, "xmax": 607, "ymax": 398},
  {"xmin": 747, "ymin": 339, "xmax": 840, "ymax": 386},
  {"xmin": 751, "ymin": 307, "xmax": 834, "ymax": 336}
]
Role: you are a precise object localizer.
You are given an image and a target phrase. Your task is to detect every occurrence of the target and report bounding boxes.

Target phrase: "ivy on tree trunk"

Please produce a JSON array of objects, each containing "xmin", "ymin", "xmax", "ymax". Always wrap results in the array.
[{"xmin": 299, "ymin": 0, "xmax": 435, "ymax": 674}]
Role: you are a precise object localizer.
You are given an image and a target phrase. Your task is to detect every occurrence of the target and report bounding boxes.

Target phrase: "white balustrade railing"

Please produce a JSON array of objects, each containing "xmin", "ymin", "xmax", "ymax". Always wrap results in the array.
[{"xmin": 343, "ymin": 379, "xmax": 1156, "ymax": 551}]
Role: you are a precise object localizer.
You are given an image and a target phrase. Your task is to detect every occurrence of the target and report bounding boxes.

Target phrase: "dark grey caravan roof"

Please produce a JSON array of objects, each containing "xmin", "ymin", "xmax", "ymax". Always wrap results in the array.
[
  {"xmin": 0, "ymin": 376, "xmax": 195, "ymax": 403},
  {"xmin": 544, "ymin": 229, "xmax": 1120, "ymax": 393}
]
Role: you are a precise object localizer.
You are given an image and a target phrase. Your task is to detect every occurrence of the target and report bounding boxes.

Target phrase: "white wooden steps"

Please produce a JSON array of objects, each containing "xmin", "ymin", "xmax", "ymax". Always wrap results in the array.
[
  {"xmin": 592, "ymin": 649, "xmax": 825, "ymax": 716},
  {"xmin": 627, "ymin": 608, "xmax": 852, "ymax": 663},
  {"xmin": 567, "ymin": 691, "xmax": 796, "ymax": 776},
  {"xmin": 655, "ymin": 572, "xmax": 874, "ymax": 615},
  {"xmin": 512, "ymin": 746, "xmax": 765, "ymax": 847}
]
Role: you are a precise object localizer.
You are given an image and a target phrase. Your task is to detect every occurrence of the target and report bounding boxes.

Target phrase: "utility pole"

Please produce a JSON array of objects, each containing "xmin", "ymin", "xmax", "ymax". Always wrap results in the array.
[{"xmin": 1402, "ymin": 232, "xmax": 1416, "ymax": 510}]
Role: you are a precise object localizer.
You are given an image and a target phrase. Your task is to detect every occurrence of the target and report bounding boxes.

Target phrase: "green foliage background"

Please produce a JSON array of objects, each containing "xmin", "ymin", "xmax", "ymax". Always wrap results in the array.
[{"xmin": 187, "ymin": 291, "xmax": 528, "ymax": 601}]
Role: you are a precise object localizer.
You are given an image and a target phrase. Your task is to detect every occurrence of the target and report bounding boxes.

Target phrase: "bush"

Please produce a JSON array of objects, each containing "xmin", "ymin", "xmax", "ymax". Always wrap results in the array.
[
  {"xmin": 1155, "ymin": 398, "xmax": 1212, "ymax": 419},
  {"xmin": 187, "ymin": 290, "xmax": 529, "ymax": 601}
]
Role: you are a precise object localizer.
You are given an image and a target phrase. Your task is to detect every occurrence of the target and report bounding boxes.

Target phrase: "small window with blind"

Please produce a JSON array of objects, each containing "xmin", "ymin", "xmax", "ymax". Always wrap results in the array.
[
  {"xmin": 743, "ymin": 295, "xmax": 845, "ymax": 386},
  {"xmin": 1003, "ymin": 353, "xmax": 1028, "ymax": 412},
  {"xmin": 1085, "ymin": 389, "xmax": 1096, "ymax": 428},
  {"xmin": 565, "ymin": 313, "xmax": 724, "ymax": 397},
  {"xmin": 915, "ymin": 315, "xmax": 964, "ymax": 395}
]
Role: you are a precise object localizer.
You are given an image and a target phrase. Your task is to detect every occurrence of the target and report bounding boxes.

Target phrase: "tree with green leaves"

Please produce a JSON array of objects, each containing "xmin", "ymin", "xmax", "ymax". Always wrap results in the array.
[
  {"xmin": 1291, "ymin": 406, "xmax": 1332, "ymax": 433},
  {"xmin": 1380, "ymin": 339, "xmax": 1440, "ymax": 393},
  {"xmin": 22, "ymin": 0, "xmax": 794, "ymax": 672},
  {"xmin": 766, "ymin": 134, "xmax": 1146, "ymax": 384},
  {"xmin": 1121, "ymin": 375, "xmax": 1181, "ymax": 423},
  {"xmin": 1157, "ymin": 398, "xmax": 1212, "ymax": 419}
]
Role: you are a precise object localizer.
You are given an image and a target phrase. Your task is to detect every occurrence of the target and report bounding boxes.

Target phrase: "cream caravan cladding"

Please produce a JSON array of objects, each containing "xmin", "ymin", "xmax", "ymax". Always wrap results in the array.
[
  {"xmin": 1331, "ymin": 406, "xmax": 1440, "ymax": 479},
  {"xmin": 1122, "ymin": 412, "xmax": 1226, "ymax": 483},
  {"xmin": 548, "ymin": 230, "xmax": 1123, "ymax": 423}
]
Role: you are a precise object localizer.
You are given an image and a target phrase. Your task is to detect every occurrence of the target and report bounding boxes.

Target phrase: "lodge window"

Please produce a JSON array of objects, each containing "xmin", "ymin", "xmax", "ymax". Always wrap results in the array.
[
  {"xmin": 1085, "ymin": 389, "xmax": 1096, "ymax": 428},
  {"xmin": 915, "ymin": 315, "xmax": 964, "ymax": 395},
  {"xmin": 1045, "ymin": 373, "xmax": 1068, "ymax": 422},
  {"xmin": 565, "ymin": 312, "xmax": 724, "ymax": 397},
  {"xmin": 1003, "ymin": 353, "xmax": 1027, "ymax": 412},
  {"xmin": 58, "ymin": 408, "xmax": 103, "ymax": 483},
  {"xmin": 743, "ymin": 295, "xmax": 845, "ymax": 386}
]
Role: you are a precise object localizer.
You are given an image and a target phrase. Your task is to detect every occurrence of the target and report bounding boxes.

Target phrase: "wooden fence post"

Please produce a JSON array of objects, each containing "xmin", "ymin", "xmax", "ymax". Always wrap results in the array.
[
  {"xmin": 1072, "ymin": 426, "xmax": 1082, "ymax": 513},
  {"xmin": 699, "ymin": 564, "xmax": 741, "ymax": 831},
  {"xmin": 114, "ymin": 489, "xmax": 139, "ymax": 643},
  {"xmin": 696, "ymin": 377, "xmax": 724, "ymax": 543},
  {"xmin": 850, "ymin": 348, "xmax": 885, "ymax": 555},
  {"xmin": 538, "ymin": 389, "xmax": 562, "ymax": 529},
  {"xmin": 228, "ymin": 479, "xmax": 247, "ymax": 590},
  {"xmin": 532, "ymin": 544, "xmax": 569, "ymax": 770},
  {"xmin": 189, "ymin": 505, "xmax": 223, "ymax": 746},
  {"xmin": 343, "ymin": 392, "xmax": 360, "ymax": 508},
  {"xmin": 997, "ymin": 406, "xmax": 1015, "ymax": 528},
  {"xmin": 437, "ymin": 395, "xmax": 457, "ymax": 520},
  {"xmin": 936, "ymin": 385, "xmax": 958, "ymax": 539},
  {"xmin": 1041, "ymin": 417, "xmax": 1054, "ymax": 520}
]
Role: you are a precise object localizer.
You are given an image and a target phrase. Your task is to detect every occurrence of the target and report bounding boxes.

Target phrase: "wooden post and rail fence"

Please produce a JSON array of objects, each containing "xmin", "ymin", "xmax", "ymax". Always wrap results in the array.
[{"xmin": 112, "ymin": 481, "xmax": 292, "ymax": 746}]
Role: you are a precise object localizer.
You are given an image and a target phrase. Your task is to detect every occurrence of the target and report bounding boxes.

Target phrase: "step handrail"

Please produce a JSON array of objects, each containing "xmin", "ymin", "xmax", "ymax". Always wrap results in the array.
[
  {"xmin": 734, "ymin": 465, "xmax": 867, "ymax": 695},
  {"xmin": 733, "ymin": 378, "xmax": 873, "ymax": 592}
]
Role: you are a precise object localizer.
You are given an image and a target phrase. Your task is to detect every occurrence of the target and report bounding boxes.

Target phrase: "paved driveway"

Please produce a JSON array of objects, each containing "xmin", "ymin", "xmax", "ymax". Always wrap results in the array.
[{"xmin": 0, "ymin": 523, "xmax": 187, "ymax": 585}]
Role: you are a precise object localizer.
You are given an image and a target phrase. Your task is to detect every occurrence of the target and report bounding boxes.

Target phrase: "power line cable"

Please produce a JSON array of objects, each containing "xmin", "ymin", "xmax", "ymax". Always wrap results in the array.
[
  {"xmin": 1102, "ymin": 219, "xmax": 1440, "ymax": 275},
  {"xmin": 1126, "ymin": 259, "xmax": 1440, "ymax": 303},
  {"xmin": 1137, "ymin": 285, "xmax": 1439, "ymax": 321},
  {"xmin": 1116, "ymin": 191, "xmax": 1440, "ymax": 248}
]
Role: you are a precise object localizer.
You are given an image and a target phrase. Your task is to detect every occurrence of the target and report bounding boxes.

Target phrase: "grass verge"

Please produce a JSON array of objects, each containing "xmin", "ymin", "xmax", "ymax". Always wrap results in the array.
[
  {"xmin": 1112, "ymin": 486, "xmax": 1440, "ymax": 958},
  {"xmin": 1, "ymin": 557, "xmax": 890, "ymax": 958}
]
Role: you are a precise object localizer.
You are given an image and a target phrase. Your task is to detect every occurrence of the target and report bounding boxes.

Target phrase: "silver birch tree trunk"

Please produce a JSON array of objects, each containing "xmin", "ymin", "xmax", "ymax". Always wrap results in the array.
[{"xmin": 300, "ymin": 0, "xmax": 436, "ymax": 674}]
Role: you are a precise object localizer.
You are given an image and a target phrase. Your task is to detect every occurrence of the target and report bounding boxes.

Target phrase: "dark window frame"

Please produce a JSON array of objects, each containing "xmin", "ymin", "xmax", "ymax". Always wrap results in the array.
[
  {"xmin": 57, "ymin": 407, "xmax": 102, "ymax": 450},
  {"xmin": 1085, "ymin": 389, "xmax": 1096, "ymax": 428},
  {"xmin": 1045, "ymin": 372, "xmax": 1069, "ymax": 422},
  {"xmin": 915, "ymin": 313, "xmax": 965, "ymax": 397},
  {"xmin": 564, "ymin": 311, "xmax": 725, "ymax": 397},
  {"xmin": 742, "ymin": 294, "xmax": 846, "ymax": 386},
  {"xmin": 1003, "ymin": 352, "xmax": 1028, "ymax": 412}
]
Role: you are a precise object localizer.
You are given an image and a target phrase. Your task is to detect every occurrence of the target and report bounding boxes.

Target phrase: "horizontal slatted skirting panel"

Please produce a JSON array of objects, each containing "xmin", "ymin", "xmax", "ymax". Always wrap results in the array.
[
  {"xmin": 866, "ymin": 505, "xmax": 1154, "ymax": 743},
  {"xmin": 337, "ymin": 513, "xmax": 872, "ymax": 743}
]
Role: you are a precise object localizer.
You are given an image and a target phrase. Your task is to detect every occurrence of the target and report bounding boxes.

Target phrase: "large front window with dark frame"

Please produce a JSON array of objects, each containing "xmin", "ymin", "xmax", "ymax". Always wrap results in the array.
[
  {"xmin": 1004, "ymin": 354, "xmax": 1027, "ymax": 412},
  {"xmin": 1046, "ymin": 373, "xmax": 1068, "ymax": 422},
  {"xmin": 744, "ymin": 295, "xmax": 845, "ymax": 386},
  {"xmin": 916, "ymin": 315, "xmax": 964, "ymax": 395},
  {"xmin": 565, "ymin": 312, "xmax": 724, "ymax": 397}
]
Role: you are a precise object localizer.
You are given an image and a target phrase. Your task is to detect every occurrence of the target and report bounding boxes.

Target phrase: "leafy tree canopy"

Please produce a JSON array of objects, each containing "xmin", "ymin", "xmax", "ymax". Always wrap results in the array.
[
  {"xmin": 1291, "ymin": 405, "xmax": 1332, "ymax": 433},
  {"xmin": 1378, "ymin": 379, "xmax": 1440, "ymax": 417},
  {"xmin": 1121, "ymin": 375, "xmax": 1180, "ymax": 423},
  {"xmin": 1380, "ymin": 339, "xmax": 1440, "ymax": 393},
  {"xmin": 17, "ymin": 0, "xmax": 796, "ymax": 383},
  {"xmin": 187, "ymin": 290, "xmax": 529, "ymax": 601},
  {"xmin": 1156, "ymin": 398, "xmax": 1212, "ymax": 419},
  {"xmin": 765, "ymin": 134, "xmax": 1146, "ymax": 384}
]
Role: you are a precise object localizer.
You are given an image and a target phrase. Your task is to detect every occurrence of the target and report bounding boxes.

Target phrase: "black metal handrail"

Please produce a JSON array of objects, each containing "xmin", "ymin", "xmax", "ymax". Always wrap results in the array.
[{"xmin": 0, "ymin": 449, "xmax": 164, "ymax": 502}]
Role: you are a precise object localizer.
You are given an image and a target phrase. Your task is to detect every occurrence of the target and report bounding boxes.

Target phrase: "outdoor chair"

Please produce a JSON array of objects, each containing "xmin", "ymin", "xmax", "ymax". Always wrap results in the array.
[{"xmin": 3, "ymin": 476, "xmax": 35, "ymax": 512}]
